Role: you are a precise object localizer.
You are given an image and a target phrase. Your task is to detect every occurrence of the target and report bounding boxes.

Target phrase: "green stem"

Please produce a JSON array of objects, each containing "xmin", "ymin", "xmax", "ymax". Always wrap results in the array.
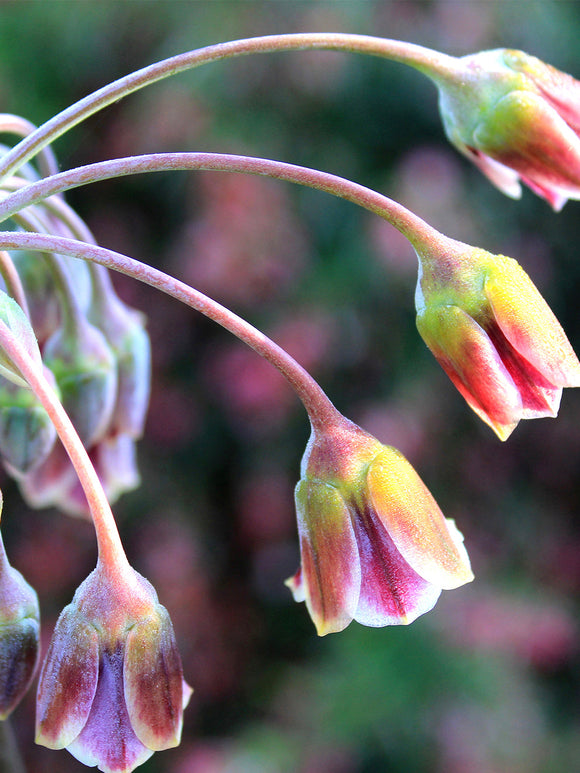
[
  {"xmin": 0, "ymin": 152, "xmax": 450, "ymax": 255},
  {"xmin": 0, "ymin": 113, "xmax": 59, "ymax": 179},
  {"xmin": 0, "ymin": 230, "xmax": 341, "ymax": 431},
  {"xmin": 0, "ymin": 33, "xmax": 461, "ymax": 181},
  {"xmin": 0, "ymin": 318, "xmax": 130, "ymax": 574}
]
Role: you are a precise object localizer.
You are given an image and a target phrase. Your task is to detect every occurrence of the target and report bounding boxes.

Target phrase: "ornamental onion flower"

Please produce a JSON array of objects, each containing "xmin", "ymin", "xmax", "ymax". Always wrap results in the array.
[
  {"xmin": 36, "ymin": 561, "xmax": 191, "ymax": 773},
  {"xmin": 415, "ymin": 236, "xmax": 580, "ymax": 439},
  {"xmin": 286, "ymin": 413, "xmax": 473, "ymax": 635},
  {"xmin": 436, "ymin": 48, "xmax": 580, "ymax": 210},
  {"xmin": 0, "ymin": 493, "xmax": 40, "ymax": 719}
]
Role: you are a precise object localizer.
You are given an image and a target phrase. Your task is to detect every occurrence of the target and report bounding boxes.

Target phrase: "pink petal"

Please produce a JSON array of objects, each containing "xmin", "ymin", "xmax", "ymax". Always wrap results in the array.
[
  {"xmin": 518, "ymin": 175, "xmax": 568, "ymax": 211},
  {"xmin": 67, "ymin": 645, "xmax": 153, "ymax": 773},
  {"xmin": 366, "ymin": 448, "xmax": 473, "ymax": 589},
  {"xmin": 417, "ymin": 305, "xmax": 522, "ymax": 440},
  {"xmin": 474, "ymin": 92, "xmax": 580, "ymax": 197},
  {"xmin": 36, "ymin": 607, "xmax": 99, "ymax": 749},
  {"xmin": 353, "ymin": 503, "xmax": 441, "ymax": 627},
  {"xmin": 292, "ymin": 479, "xmax": 361, "ymax": 635},
  {"xmin": 463, "ymin": 146, "xmax": 523, "ymax": 199},
  {"xmin": 124, "ymin": 609, "xmax": 187, "ymax": 751},
  {"xmin": 484, "ymin": 321, "xmax": 562, "ymax": 418}
]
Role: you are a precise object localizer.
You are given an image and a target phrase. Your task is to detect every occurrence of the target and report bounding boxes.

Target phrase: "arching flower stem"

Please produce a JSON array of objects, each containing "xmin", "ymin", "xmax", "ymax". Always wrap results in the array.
[
  {"xmin": 0, "ymin": 231, "xmax": 341, "ymax": 432},
  {"xmin": 0, "ymin": 33, "xmax": 461, "ymax": 182},
  {"xmin": 0, "ymin": 152, "xmax": 448, "ymax": 256},
  {"xmin": 0, "ymin": 151, "xmax": 460, "ymax": 431},
  {"xmin": 0, "ymin": 319, "xmax": 131, "ymax": 579}
]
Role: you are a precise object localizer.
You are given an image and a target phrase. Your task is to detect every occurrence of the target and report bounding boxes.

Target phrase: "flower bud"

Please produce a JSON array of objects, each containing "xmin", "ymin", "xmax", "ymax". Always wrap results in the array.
[
  {"xmin": 0, "ymin": 289, "xmax": 43, "ymax": 388},
  {"xmin": 36, "ymin": 560, "xmax": 191, "ymax": 773},
  {"xmin": 14, "ymin": 432, "xmax": 140, "ymax": 519},
  {"xmin": 89, "ymin": 270, "xmax": 151, "ymax": 439},
  {"xmin": 0, "ymin": 368, "xmax": 57, "ymax": 475},
  {"xmin": 43, "ymin": 315, "xmax": 118, "ymax": 448},
  {"xmin": 436, "ymin": 48, "xmax": 580, "ymax": 209},
  {"xmin": 415, "ymin": 235, "xmax": 580, "ymax": 439},
  {"xmin": 0, "ymin": 496, "xmax": 40, "ymax": 718},
  {"xmin": 286, "ymin": 414, "xmax": 473, "ymax": 635}
]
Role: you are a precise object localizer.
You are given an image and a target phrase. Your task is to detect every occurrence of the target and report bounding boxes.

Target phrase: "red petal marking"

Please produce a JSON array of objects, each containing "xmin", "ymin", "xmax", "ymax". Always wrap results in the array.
[
  {"xmin": 124, "ymin": 609, "xmax": 185, "ymax": 751},
  {"xmin": 417, "ymin": 305, "xmax": 522, "ymax": 439},
  {"xmin": 475, "ymin": 92, "xmax": 580, "ymax": 192},
  {"xmin": 35, "ymin": 607, "xmax": 99, "ymax": 749},
  {"xmin": 353, "ymin": 502, "xmax": 441, "ymax": 627},
  {"xmin": 294, "ymin": 479, "xmax": 361, "ymax": 635},
  {"xmin": 485, "ymin": 321, "xmax": 562, "ymax": 417}
]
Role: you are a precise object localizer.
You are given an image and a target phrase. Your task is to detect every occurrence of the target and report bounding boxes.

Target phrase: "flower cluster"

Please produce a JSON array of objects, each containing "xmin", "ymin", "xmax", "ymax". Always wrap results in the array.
[
  {"xmin": 0, "ymin": 29, "xmax": 575, "ymax": 773},
  {"xmin": 0, "ymin": 150, "xmax": 151, "ymax": 516}
]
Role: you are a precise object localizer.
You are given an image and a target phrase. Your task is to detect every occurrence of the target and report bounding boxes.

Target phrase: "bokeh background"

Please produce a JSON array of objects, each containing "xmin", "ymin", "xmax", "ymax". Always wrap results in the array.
[{"xmin": 1, "ymin": 1, "xmax": 580, "ymax": 771}]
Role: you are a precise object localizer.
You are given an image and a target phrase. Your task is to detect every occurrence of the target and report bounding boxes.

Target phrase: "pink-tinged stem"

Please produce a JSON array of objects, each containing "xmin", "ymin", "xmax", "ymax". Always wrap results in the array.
[
  {"xmin": 0, "ymin": 153, "xmax": 445, "ymax": 254},
  {"xmin": 0, "ymin": 319, "xmax": 130, "ymax": 576},
  {"xmin": 0, "ymin": 251, "xmax": 29, "ymax": 317},
  {"xmin": 0, "ymin": 231, "xmax": 341, "ymax": 431},
  {"xmin": 0, "ymin": 33, "xmax": 460, "ymax": 182}
]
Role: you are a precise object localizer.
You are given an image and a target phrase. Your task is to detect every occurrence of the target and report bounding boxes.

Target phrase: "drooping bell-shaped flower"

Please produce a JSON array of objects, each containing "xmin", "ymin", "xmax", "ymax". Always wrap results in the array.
[
  {"xmin": 0, "ymin": 492, "xmax": 40, "ymax": 718},
  {"xmin": 88, "ymin": 265, "xmax": 151, "ymax": 439},
  {"xmin": 415, "ymin": 234, "xmax": 580, "ymax": 439},
  {"xmin": 36, "ymin": 560, "xmax": 191, "ymax": 773},
  {"xmin": 286, "ymin": 413, "xmax": 473, "ymax": 635},
  {"xmin": 434, "ymin": 48, "xmax": 580, "ymax": 210},
  {"xmin": 42, "ymin": 312, "xmax": 118, "ymax": 448},
  {"xmin": 0, "ymin": 368, "xmax": 57, "ymax": 474}
]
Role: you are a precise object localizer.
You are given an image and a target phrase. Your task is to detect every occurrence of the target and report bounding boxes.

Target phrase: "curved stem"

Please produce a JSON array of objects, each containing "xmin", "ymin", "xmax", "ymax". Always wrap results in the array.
[
  {"xmin": 0, "ymin": 251, "xmax": 29, "ymax": 316},
  {"xmin": 0, "ymin": 152, "xmax": 447, "ymax": 254},
  {"xmin": 8, "ymin": 206, "xmax": 88, "ymax": 338},
  {"xmin": 0, "ymin": 231, "xmax": 341, "ymax": 431},
  {"xmin": 0, "ymin": 113, "xmax": 59, "ymax": 179},
  {"xmin": 0, "ymin": 318, "xmax": 129, "ymax": 573},
  {"xmin": 0, "ymin": 33, "xmax": 461, "ymax": 182}
]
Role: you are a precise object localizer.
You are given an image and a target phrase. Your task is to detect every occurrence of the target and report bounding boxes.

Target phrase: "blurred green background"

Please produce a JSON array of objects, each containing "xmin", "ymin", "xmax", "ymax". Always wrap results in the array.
[{"xmin": 1, "ymin": 1, "xmax": 580, "ymax": 771}]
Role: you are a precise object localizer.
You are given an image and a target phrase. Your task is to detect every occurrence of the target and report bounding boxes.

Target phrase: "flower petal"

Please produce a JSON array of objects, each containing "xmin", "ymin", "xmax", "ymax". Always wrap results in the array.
[
  {"xmin": 66, "ymin": 646, "xmax": 153, "ymax": 773},
  {"xmin": 124, "ymin": 609, "xmax": 187, "ymax": 751},
  {"xmin": 485, "ymin": 257, "xmax": 580, "ymax": 388},
  {"xmin": 291, "ymin": 479, "xmax": 361, "ymax": 636},
  {"xmin": 366, "ymin": 448, "xmax": 473, "ymax": 589},
  {"xmin": 352, "ymin": 504, "xmax": 441, "ymax": 627},
  {"xmin": 474, "ymin": 91, "xmax": 580, "ymax": 197},
  {"xmin": 462, "ymin": 146, "xmax": 523, "ymax": 199},
  {"xmin": 417, "ymin": 305, "xmax": 522, "ymax": 439},
  {"xmin": 484, "ymin": 321, "xmax": 562, "ymax": 418},
  {"xmin": 36, "ymin": 606, "xmax": 99, "ymax": 749},
  {"xmin": 0, "ymin": 618, "xmax": 39, "ymax": 719}
]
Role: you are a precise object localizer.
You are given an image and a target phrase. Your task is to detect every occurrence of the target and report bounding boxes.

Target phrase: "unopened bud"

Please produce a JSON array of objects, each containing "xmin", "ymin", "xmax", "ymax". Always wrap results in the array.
[
  {"xmin": 43, "ymin": 315, "xmax": 118, "ymax": 448},
  {"xmin": 0, "ymin": 493, "xmax": 40, "ymax": 718},
  {"xmin": 0, "ymin": 368, "xmax": 57, "ymax": 474}
]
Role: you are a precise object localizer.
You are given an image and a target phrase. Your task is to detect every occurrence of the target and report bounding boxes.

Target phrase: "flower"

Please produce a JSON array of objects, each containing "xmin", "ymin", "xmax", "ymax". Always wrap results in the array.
[
  {"xmin": 0, "ymin": 500, "xmax": 40, "ymax": 718},
  {"xmin": 36, "ymin": 561, "xmax": 192, "ymax": 773},
  {"xmin": 436, "ymin": 48, "xmax": 580, "ymax": 210},
  {"xmin": 285, "ymin": 414, "xmax": 473, "ymax": 635},
  {"xmin": 415, "ymin": 237, "xmax": 580, "ymax": 440}
]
